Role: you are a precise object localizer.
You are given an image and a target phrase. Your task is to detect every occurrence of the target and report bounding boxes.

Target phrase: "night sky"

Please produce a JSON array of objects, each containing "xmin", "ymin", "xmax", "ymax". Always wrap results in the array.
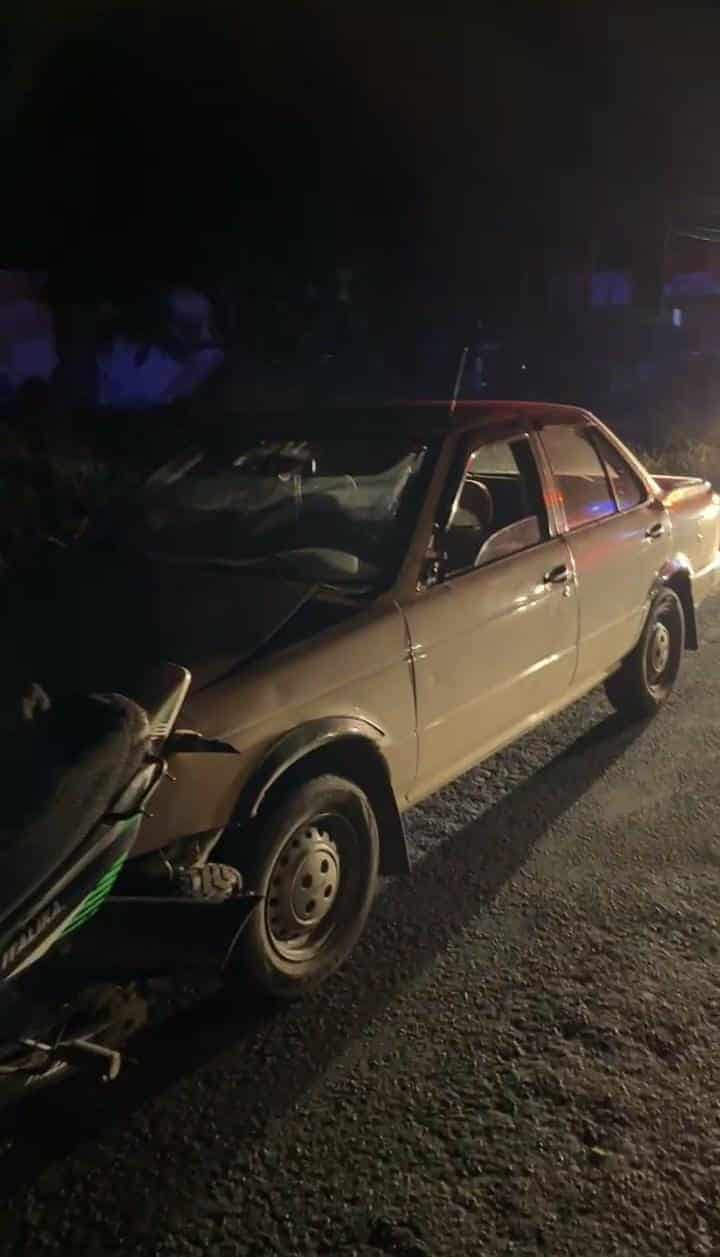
[{"xmin": 2, "ymin": 2, "xmax": 720, "ymax": 314}]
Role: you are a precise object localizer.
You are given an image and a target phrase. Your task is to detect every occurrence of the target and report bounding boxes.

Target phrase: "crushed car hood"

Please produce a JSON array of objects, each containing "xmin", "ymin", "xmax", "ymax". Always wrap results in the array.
[
  {"xmin": 12, "ymin": 548, "xmax": 327, "ymax": 698},
  {"xmin": 140, "ymin": 558, "xmax": 321, "ymax": 689}
]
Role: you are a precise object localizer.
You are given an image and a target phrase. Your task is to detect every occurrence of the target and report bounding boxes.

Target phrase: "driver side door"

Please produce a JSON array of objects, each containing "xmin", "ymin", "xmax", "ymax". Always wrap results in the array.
[{"xmin": 403, "ymin": 429, "xmax": 579, "ymax": 802}]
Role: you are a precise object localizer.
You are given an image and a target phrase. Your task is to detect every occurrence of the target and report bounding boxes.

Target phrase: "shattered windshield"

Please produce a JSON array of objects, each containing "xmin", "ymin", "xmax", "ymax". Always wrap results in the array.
[{"xmin": 134, "ymin": 435, "xmax": 431, "ymax": 590}]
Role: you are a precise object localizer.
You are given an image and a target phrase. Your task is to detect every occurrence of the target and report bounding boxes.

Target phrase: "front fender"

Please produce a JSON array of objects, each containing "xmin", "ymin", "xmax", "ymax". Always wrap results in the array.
[
  {"xmin": 130, "ymin": 748, "xmax": 250, "ymax": 857},
  {"xmin": 131, "ymin": 718, "xmax": 394, "ymax": 861},
  {"xmin": 239, "ymin": 716, "xmax": 386, "ymax": 819},
  {"xmin": 232, "ymin": 715, "xmax": 409, "ymax": 877}
]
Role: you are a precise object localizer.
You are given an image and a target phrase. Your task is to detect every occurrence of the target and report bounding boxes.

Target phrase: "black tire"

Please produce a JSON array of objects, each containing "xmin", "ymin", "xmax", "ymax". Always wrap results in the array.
[
  {"xmin": 605, "ymin": 587, "xmax": 685, "ymax": 721},
  {"xmin": 226, "ymin": 774, "xmax": 379, "ymax": 1000}
]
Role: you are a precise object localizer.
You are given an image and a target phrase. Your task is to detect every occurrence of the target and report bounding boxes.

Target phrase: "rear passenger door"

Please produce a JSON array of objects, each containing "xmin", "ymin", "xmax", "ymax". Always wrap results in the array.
[{"xmin": 537, "ymin": 421, "xmax": 671, "ymax": 688}]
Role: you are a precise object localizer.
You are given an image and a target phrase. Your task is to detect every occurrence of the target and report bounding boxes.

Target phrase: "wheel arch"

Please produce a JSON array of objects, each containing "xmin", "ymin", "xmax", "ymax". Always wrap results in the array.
[
  {"xmin": 231, "ymin": 718, "xmax": 410, "ymax": 877},
  {"xmin": 658, "ymin": 561, "xmax": 698, "ymax": 650}
]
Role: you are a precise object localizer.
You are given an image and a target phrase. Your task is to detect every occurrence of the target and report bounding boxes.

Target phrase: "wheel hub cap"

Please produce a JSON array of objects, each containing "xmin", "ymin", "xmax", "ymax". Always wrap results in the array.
[
  {"xmin": 267, "ymin": 825, "xmax": 340, "ymax": 945},
  {"xmin": 650, "ymin": 621, "xmax": 671, "ymax": 675}
]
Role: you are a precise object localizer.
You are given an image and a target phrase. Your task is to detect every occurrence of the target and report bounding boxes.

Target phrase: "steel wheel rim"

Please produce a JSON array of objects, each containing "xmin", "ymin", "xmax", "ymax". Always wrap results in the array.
[
  {"xmin": 649, "ymin": 621, "xmax": 671, "ymax": 677},
  {"xmin": 645, "ymin": 603, "xmax": 678, "ymax": 692},
  {"xmin": 265, "ymin": 811, "xmax": 354, "ymax": 962}
]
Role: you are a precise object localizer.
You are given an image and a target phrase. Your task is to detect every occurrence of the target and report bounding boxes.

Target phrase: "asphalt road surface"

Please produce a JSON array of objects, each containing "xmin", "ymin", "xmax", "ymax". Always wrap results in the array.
[{"xmin": 2, "ymin": 596, "xmax": 720, "ymax": 1257}]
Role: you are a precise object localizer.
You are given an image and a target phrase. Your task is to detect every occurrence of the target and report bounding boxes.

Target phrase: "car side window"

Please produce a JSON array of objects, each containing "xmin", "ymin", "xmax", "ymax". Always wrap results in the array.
[
  {"xmin": 591, "ymin": 431, "xmax": 647, "ymax": 512},
  {"xmin": 443, "ymin": 435, "xmax": 547, "ymax": 577},
  {"xmin": 539, "ymin": 425, "xmax": 617, "ymax": 530}
]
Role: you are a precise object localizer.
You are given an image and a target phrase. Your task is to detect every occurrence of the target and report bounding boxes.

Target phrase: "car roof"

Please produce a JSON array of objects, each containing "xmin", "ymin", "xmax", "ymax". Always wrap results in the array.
[
  {"xmin": 190, "ymin": 400, "xmax": 595, "ymax": 444},
  {"xmin": 384, "ymin": 400, "xmax": 593, "ymax": 434}
]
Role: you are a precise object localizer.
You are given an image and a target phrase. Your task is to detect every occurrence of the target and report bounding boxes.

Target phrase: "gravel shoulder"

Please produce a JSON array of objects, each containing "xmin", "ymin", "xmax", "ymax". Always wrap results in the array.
[{"xmin": 2, "ymin": 598, "xmax": 720, "ymax": 1256}]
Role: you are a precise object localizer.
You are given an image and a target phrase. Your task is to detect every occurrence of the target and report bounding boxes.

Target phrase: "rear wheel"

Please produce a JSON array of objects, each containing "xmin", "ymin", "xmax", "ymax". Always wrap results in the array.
[
  {"xmin": 226, "ymin": 774, "xmax": 379, "ymax": 1000},
  {"xmin": 605, "ymin": 587, "xmax": 685, "ymax": 721}
]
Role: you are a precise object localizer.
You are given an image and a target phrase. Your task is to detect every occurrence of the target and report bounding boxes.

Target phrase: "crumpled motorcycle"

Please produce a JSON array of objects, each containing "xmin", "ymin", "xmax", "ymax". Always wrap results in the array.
[{"xmin": 0, "ymin": 662, "xmax": 258, "ymax": 1102}]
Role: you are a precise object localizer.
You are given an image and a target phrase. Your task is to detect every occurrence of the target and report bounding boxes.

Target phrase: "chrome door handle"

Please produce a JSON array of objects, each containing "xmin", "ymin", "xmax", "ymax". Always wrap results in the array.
[
  {"xmin": 544, "ymin": 564, "xmax": 569, "ymax": 585},
  {"xmin": 645, "ymin": 521, "xmax": 665, "ymax": 540}
]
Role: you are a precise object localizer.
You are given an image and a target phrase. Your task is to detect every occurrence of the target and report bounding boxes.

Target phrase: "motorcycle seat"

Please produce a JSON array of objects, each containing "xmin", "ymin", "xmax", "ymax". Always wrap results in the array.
[{"xmin": 0, "ymin": 692, "xmax": 150, "ymax": 926}]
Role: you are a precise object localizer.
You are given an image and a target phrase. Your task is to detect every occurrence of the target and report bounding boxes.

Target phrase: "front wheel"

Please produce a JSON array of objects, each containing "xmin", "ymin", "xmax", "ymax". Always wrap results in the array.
[
  {"xmin": 605, "ymin": 587, "xmax": 685, "ymax": 721},
  {"xmin": 226, "ymin": 774, "xmax": 379, "ymax": 1000}
]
